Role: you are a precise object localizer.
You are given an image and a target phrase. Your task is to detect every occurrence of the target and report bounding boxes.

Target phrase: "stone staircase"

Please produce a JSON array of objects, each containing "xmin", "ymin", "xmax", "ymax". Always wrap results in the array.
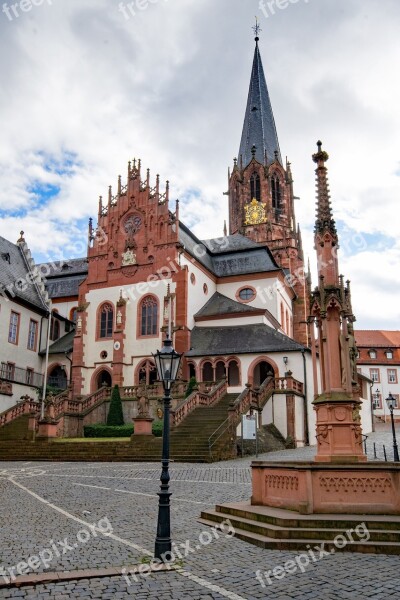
[
  {"xmin": 0, "ymin": 392, "xmax": 238, "ymax": 463},
  {"xmin": 199, "ymin": 502, "xmax": 400, "ymax": 554}
]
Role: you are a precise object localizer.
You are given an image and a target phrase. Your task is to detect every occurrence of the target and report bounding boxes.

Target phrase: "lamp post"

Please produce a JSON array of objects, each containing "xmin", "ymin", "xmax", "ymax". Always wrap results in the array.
[
  {"xmin": 283, "ymin": 356, "xmax": 289, "ymax": 376},
  {"xmin": 386, "ymin": 393, "xmax": 400, "ymax": 462},
  {"xmin": 152, "ymin": 335, "xmax": 183, "ymax": 560}
]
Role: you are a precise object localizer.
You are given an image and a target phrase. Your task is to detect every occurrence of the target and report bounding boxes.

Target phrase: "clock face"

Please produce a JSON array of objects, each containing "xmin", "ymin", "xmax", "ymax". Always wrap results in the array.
[{"xmin": 244, "ymin": 199, "xmax": 267, "ymax": 225}]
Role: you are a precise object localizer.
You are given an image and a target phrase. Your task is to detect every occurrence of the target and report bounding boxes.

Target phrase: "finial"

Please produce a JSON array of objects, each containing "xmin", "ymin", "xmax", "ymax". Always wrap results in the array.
[
  {"xmin": 18, "ymin": 231, "xmax": 25, "ymax": 243},
  {"xmin": 253, "ymin": 16, "xmax": 261, "ymax": 43},
  {"xmin": 251, "ymin": 144, "xmax": 257, "ymax": 159},
  {"xmin": 274, "ymin": 149, "xmax": 279, "ymax": 161},
  {"xmin": 313, "ymin": 140, "xmax": 329, "ymax": 165}
]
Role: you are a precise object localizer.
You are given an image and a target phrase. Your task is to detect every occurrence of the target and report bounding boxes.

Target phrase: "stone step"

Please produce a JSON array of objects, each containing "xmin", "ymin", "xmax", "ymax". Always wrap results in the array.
[
  {"xmin": 213, "ymin": 502, "xmax": 400, "ymax": 531},
  {"xmin": 201, "ymin": 509, "xmax": 400, "ymax": 543},
  {"xmin": 198, "ymin": 517, "xmax": 400, "ymax": 554}
]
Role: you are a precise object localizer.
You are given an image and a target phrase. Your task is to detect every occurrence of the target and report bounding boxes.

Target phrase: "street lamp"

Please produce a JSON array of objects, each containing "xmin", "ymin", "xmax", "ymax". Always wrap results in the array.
[
  {"xmin": 283, "ymin": 356, "xmax": 289, "ymax": 376},
  {"xmin": 386, "ymin": 393, "xmax": 400, "ymax": 462},
  {"xmin": 373, "ymin": 388, "xmax": 380, "ymax": 410},
  {"xmin": 152, "ymin": 335, "xmax": 183, "ymax": 560}
]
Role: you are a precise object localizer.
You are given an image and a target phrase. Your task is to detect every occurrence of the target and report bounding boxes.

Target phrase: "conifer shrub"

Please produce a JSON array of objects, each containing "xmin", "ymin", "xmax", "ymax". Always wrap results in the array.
[{"xmin": 106, "ymin": 385, "xmax": 125, "ymax": 426}]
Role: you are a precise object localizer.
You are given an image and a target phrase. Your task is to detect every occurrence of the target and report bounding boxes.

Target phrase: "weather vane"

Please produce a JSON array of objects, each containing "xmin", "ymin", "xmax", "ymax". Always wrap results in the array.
[{"xmin": 253, "ymin": 16, "xmax": 261, "ymax": 40}]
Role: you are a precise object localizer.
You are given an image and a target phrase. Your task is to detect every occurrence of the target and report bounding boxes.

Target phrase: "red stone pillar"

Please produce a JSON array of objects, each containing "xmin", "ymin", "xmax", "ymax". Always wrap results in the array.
[{"xmin": 112, "ymin": 297, "xmax": 127, "ymax": 388}]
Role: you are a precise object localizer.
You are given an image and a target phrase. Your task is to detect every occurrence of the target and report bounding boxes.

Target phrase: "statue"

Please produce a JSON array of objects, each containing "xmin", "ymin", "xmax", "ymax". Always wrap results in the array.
[{"xmin": 137, "ymin": 394, "xmax": 150, "ymax": 418}]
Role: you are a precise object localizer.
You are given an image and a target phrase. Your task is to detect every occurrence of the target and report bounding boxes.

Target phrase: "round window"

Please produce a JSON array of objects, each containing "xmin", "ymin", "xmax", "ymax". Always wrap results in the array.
[
  {"xmin": 238, "ymin": 287, "xmax": 255, "ymax": 301},
  {"xmin": 190, "ymin": 273, "xmax": 196, "ymax": 285},
  {"xmin": 203, "ymin": 283, "xmax": 208, "ymax": 295}
]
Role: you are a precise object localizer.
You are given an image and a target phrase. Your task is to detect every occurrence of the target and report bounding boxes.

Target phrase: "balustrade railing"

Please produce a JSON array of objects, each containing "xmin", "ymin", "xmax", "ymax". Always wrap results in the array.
[{"xmin": 171, "ymin": 379, "xmax": 228, "ymax": 427}]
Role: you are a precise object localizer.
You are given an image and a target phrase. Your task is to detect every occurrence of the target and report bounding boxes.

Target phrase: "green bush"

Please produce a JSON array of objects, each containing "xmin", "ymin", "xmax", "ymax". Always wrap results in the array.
[
  {"xmin": 152, "ymin": 420, "xmax": 163, "ymax": 437},
  {"xmin": 185, "ymin": 377, "xmax": 197, "ymax": 398},
  {"xmin": 83, "ymin": 421, "xmax": 164, "ymax": 438},
  {"xmin": 84, "ymin": 424, "xmax": 133, "ymax": 438},
  {"xmin": 107, "ymin": 385, "xmax": 125, "ymax": 426}
]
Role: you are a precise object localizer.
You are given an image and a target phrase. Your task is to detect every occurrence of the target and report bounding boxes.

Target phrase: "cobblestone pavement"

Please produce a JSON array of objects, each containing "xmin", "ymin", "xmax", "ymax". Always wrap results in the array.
[{"xmin": 0, "ymin": 426, "xmax": 399, "ymax": 599}]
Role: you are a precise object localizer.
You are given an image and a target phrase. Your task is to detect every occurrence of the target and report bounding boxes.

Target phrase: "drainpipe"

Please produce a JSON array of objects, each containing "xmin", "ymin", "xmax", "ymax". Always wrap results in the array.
[
  {"xmin": 301, "ymin": 349, "xmax": 310, "ymax": 446},
  {"xmin": 41, "ymin": 305, "xmax": 52, "ymax": 420},
  {"xmin": 369, "ymin": 382, "xmax": 375, "ymax": 433}
]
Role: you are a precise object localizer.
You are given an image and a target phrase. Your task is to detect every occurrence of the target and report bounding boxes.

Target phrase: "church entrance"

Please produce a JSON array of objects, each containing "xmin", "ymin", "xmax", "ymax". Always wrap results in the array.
[
  {"xmin": 96, "ymin": 370, "xmax": 112, "ymax": 390},
  {"xmin": 253, "ymin": 361, "xmax": 274, "ymax": 387}
]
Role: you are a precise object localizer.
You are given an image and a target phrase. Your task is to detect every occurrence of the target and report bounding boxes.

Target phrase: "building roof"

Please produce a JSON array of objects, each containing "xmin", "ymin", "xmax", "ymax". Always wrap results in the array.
[
  {"xmin": 194, "ymin": 292, "xmax": 263, "ymax": 319},
  {"xmin": 186, "ymin": 323, "xmax": 305, "ymax": 357},
  {"xmin": 39, "ymin": 330, "xmax": 75, "ymax": 356},
  {"xmin": 238, "ymin": 41, "xmax": 282, "ymax": 168},
  {"xmin": 355, "ymin": 330, "xmax": 400, "ymax": 348},
  {"xmin": 179, "ymin": 223, "xmax": 280, "ymax": 278},
  {"xmin": 37, "ymin": 258, "xmax": 88, "ymax": 299},
  {"xmin": 0, "ymin": 236, "xmax": 48, "ymax": 312}
]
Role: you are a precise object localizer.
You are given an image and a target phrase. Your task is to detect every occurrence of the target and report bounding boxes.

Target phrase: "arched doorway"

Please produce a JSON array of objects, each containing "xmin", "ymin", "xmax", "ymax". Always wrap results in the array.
[
  {"xmin": 48, "ymin": 365, "xmax": 68, "ymax": 390},
  {"xmin": 228, "ymin": 360, "xmax": 240, "ymax": 386},
  {"xmin": 137, "ymin": 360, "xmax": 157, "ymax": 385},
  {"xmin": 202, "ymin": 361, "xmax": 214, "ymax": 382},
  {"xmin": 215, "ymin": 361, "xmax": 226, "ymax": 381},
  {"xmin": 188, "ymin": 363, "xmax": 196, "ymax": 380},
  {"xmin": 253, "ymin": 361, "xmax": 274, "ymax": 387},
  {"xmin": 96, "ymin": 370, "xmax": 112, "ymax": 390}
]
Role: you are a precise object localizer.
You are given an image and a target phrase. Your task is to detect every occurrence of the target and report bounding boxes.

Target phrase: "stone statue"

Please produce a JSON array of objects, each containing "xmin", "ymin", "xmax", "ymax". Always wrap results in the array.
[{"xmin": 137, "ymin": 394, "xmax": 150, "ymax": 418}]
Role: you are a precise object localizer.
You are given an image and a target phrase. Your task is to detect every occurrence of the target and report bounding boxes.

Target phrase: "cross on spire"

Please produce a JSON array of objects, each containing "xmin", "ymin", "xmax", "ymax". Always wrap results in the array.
[{"xmin": 253, "ymin": 17, "xmax": 261, "ymax": 42}]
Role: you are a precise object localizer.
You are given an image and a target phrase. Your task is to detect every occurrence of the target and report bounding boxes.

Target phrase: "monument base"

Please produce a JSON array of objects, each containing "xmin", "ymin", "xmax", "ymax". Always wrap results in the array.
[
  {"xmin": 132, "ymin": 417, "xmax": 154, "ymax": 437},
  {"xmin": 251, "ymin": 461, "xmax": 400, "ymax": 515},
  {"xmin": 36, "ymin": 419, "xmax": 58, "ymax": 439}
]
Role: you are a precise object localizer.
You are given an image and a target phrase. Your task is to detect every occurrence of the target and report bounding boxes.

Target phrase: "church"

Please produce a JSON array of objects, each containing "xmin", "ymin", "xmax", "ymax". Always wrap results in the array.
[{"xmin": 0, "ymin": 33, "xmax": 373, "ymax": 450}]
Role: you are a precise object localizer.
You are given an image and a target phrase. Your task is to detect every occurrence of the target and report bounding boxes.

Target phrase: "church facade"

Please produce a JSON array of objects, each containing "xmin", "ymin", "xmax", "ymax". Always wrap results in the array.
[{"xmin": 0, "ymin": 36, "xmax": 374, "ymax": 447}]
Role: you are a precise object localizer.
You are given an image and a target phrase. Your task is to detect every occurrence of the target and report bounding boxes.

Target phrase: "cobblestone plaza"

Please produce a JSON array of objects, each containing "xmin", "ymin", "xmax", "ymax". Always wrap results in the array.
[{"xmin": 0, "ymin": 427, "xmax": 399, "ymax": 599}]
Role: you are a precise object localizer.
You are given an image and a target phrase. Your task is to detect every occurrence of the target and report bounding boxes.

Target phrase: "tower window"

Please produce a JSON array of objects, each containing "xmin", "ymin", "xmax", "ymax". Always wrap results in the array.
[
  {"xmin": 271, "ymin": 175, "xmax": 281, "ymax": 210},
  {"xmin": 250, "ymin": 173, "xmax": 261, "ymax": 202}
]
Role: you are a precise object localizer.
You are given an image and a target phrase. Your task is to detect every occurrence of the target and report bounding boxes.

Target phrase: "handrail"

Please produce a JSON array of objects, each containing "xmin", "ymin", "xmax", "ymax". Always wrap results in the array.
[
  {"xmin": 171, "ymin": 379, "xmax": 228, "ymax": 427},
  {"xmin": 208, "ymin": 417, "xmax": 231, "ymax": 458}
]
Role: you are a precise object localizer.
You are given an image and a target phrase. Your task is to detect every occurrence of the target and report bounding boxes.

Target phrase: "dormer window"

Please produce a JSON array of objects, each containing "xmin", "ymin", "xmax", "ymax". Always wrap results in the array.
[
  {"xmin": 386, "ymin": 351, "xmax": 393, "ymax": 359},
  {"xmin": 369, "ymin": 350, "xmax": 377, "ymax": 359},
  {"xmin": 250, "ymin": 173, "xmax": 261, "ymax": 202}
]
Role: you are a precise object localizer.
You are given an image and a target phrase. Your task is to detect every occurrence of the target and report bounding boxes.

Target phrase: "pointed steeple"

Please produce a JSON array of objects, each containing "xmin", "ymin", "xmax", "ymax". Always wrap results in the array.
[
  {"xmin": 313, "ymin": 141, "xmax": 336, "ymax": 237},
  {"xmin": 238, "ymin": 35, "xmax": 282, "ymax": 168}
]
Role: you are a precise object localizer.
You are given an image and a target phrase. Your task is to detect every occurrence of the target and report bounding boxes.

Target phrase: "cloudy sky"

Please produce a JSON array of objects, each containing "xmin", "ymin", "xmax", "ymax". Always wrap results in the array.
[{"xmin": 0, "ymin": 0, "xmax": 399, "ymax": 330}]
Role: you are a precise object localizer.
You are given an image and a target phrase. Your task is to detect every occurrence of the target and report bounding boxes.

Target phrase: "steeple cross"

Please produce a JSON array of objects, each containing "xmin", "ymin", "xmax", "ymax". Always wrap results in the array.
[{"xmin": 253, "ymin": 17, "xmax": 261, "ymax": 41}]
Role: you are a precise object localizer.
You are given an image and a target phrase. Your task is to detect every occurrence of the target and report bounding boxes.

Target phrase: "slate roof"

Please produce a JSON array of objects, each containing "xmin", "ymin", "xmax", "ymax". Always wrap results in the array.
[
  {"xmin": 0, "ymin": 236, "xmax": 48, "ymax": 312},
  {"xmin": 238, "ymin": 41, "xmax": 282, "ymax": 168},
  {"xmin": 179, "ymin": 223, "xmax": 280, "ymax": 278},
  {"xmin": 186, "ymin": 324, "xmax": 305, "ymax": 357},
  {"xmin": 194, "ymin": 292, "xmax": 263, "ymax": 319},
  {"xmin": 37, "ymin": 258, "xmax": 88, "ymax": 299},
  {"xmin": 39, "ymin": 330, "xmax": 75, "ymax": 356}
]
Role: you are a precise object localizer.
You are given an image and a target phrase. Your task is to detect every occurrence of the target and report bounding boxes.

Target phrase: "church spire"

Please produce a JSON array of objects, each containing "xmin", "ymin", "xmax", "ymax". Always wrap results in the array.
[
  {"xmin": 313, "ymin": 141, "xmax": 336, "ymax": 237},
  {"xmin": 238, "ymin": 28, "xmax": 282, "ymax": 168}
]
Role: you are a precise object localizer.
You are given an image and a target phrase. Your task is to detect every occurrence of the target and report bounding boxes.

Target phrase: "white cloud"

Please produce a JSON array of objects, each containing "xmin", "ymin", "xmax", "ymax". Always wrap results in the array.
[{"xmin": 0, "ymin": 0, "xmax": 399, "ymax": 329}]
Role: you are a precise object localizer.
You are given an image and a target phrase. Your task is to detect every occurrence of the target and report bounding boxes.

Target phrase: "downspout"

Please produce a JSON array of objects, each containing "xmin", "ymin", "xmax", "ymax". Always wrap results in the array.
[
  {"xmin": 41, "ymin": 305, "xmax": 52, "ymax": 419},
  {"xmin": 369, "ymin": 382, "xmax": 375, "ymax": 433},
  {"xmin": 301, "ymin": 349, "xmax": 310, "ymax": 446}
]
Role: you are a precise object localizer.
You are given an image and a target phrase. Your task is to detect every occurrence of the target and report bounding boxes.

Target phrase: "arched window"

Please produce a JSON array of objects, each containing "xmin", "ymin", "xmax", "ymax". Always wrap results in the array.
[
  {"xmin": 228, "ymin": 360, "xmax": 240, "ymax": 386},
  {"xmin": 70, "ymin": 307, "xmax": 78, "ymax": 322},
  {"xmin": 215, "ymin": 361, "xmax": 226, "ymax": 381},
  {"xmin": 140, "ymin": 296, "xmax": 158, "ymax": 337},
  {"xmin": 271, "ymin": 175, "xmax": 281, "ymax": 210},
  {"xmin": 250, "ymin": 172, "xmax": 261, "ymax": 202},
  {"xmin": 50, "ymin": 317, "xmax": 60, "ymax": 341},
  {"xmin": 137, "ymin": 360, "xmax": 157, "ymax": 385},
  {"xmin": 202, "ymin": 361, "xmax": 214, "ymax": 382},
  {"xmin": 99, "ymin": 303, "xmax": 114, "ymax": 339}
]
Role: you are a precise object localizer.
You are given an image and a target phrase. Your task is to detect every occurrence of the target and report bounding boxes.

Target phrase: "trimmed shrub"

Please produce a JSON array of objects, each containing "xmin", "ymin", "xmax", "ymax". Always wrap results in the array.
[
  {"xmin": 107, "ymin": 385, "xmax": 125, "ymax": 426},
  {"xmin": 185, "ymin": 377, "xmax": 197, "ymax": 398},
  {"xmin": 83, "ymin": 421, "xmax": 164, "ymax": 438},
  {"xmin": 152, "ymin": 420, "xmax": 163, "ymax": 437},
  {"xmin": 84, "ymin": 424, "xmax": 133, "ymax": 438}
]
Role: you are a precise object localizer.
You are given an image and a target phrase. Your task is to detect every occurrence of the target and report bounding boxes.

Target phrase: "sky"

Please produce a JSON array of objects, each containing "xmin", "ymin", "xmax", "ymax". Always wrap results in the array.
[{"xmin": 0, "ymin": 0, "xmax": 399, "ymax": 330}]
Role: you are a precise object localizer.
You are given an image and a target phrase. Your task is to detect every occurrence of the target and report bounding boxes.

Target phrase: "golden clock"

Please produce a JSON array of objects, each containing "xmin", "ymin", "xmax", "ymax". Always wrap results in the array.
[{"xmin": 244, "ymin": 198, "xmax": 267, "ymax": 225}]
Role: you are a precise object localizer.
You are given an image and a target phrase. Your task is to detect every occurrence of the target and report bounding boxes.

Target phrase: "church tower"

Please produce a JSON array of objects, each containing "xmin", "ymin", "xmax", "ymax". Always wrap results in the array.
[{"xmin": 228, "ymin": 29, "xmax": 309, "ymax": 345}]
